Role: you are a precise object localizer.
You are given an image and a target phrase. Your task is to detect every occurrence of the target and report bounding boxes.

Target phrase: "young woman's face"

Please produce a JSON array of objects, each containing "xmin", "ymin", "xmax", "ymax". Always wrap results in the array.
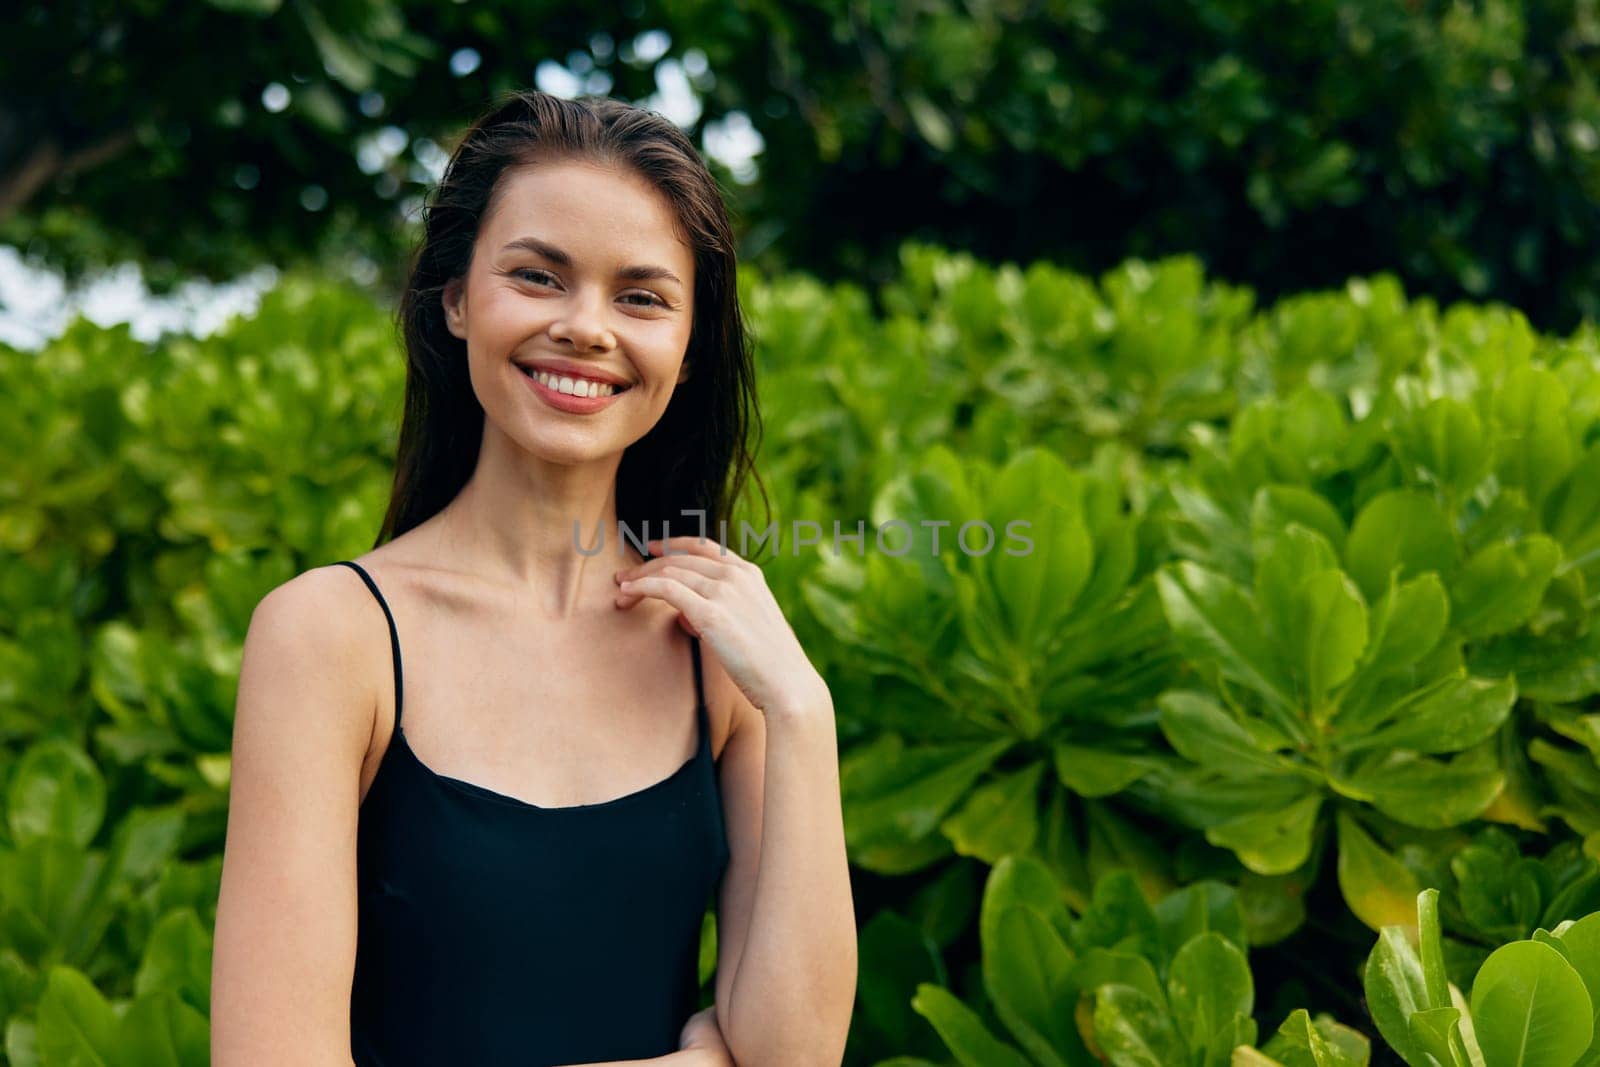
[{"xmin": 442, "ymin": 158, "xmax": 696, "ymax": 465}]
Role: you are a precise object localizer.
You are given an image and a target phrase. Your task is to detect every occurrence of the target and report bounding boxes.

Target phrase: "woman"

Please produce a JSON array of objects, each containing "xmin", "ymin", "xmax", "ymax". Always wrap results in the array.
[{"xmin": 211, "ymin": 90, "xmax": 857, "ymax": 1066}]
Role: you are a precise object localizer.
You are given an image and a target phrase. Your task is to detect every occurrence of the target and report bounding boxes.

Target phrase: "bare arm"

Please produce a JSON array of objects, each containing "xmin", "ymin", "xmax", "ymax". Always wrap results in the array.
[
  {"xmin": 714, "ymin": 683, "xmax": 858, "ymax": 1067},
  {"xmin": 211, "ymin": 567, "xmax": 376, "ymax": 1066}
]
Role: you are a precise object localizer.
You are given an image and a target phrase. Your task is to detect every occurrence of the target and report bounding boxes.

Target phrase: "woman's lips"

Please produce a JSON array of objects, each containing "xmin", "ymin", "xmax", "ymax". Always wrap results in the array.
[{"xmin": 518, "ymin": 365, "xmax": 628, "ymax": 413}]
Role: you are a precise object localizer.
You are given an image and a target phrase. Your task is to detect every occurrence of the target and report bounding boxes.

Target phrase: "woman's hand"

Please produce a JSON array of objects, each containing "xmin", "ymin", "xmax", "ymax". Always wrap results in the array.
[
  {"xmin": 615, "ymin": 536, "xmax": 831, "ymax": 719},
  {"xmin": 678, "ymin": 1004, "xmax": 735, "ymax": 1065}
]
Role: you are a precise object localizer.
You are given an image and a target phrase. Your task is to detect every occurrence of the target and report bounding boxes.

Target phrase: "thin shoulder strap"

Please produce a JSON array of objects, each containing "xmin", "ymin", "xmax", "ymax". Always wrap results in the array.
[
  {"xmin": 334, "ymin": 560, "xmax": 404, "ymax": 730},
  {"xmin": 690, "ymin": 634, "xmax": 710, "ymax": 755},
  {"xmin": 690, "ymin": 634, "xmax": 705, "ymax": 710}
]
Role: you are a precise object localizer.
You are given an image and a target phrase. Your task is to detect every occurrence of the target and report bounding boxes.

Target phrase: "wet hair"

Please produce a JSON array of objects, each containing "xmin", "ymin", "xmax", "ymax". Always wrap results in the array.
[{"xmin": 376, "ymin": 89, "xmax": 766, "ymax": 553}]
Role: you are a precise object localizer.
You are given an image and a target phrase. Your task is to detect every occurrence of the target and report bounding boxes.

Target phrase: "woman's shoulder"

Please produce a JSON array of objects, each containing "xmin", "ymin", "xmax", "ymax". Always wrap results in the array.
[{"xmin": 695, "ymin": 638, "xmax": 752, "ymax": 762}]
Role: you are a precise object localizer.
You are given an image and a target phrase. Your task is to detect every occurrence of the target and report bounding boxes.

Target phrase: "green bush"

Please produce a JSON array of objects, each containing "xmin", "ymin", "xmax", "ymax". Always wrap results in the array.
[{"xmin": 3, "ymin": 242, "xmax": 1599, "ymax": 1064}]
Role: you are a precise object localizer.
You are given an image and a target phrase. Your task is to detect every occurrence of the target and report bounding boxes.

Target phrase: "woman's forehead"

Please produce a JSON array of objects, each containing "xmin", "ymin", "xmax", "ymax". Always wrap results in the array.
[{"xmin": 484, "ymin": 161, "xmax": 694, "ymax": 269}]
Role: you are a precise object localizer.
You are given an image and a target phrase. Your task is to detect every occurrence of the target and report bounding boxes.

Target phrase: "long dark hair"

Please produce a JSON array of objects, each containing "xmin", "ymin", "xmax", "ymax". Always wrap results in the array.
[{"xmin": 376, "ymin": 89, "xmax": 766, "ymax": 554}]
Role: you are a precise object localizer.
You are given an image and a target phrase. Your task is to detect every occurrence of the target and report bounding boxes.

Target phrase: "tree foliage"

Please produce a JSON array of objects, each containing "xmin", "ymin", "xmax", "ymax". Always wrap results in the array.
[{"xmin": 6, "ymin": 0, "xmax": 1600, "ymax": 331}]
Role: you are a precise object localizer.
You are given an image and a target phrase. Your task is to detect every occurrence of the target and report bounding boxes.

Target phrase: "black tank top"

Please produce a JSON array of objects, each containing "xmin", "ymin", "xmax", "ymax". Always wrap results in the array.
[{"xmin": 335, "ymin": 560, "xmax": 731, "ymax": 1066}]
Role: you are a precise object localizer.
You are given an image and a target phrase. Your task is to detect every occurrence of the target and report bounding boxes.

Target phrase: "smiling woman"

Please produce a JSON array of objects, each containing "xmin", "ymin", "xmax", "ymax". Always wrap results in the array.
[{"xmin": 209, "ymin": 90, "xmax": 857, "ymax": 1067}]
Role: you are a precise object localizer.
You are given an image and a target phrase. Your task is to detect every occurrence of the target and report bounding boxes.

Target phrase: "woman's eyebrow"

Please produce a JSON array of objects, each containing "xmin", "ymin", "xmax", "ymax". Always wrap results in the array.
[{"xmin": 499, "ymin": 235, "xmax": 684, "ymax": 288}]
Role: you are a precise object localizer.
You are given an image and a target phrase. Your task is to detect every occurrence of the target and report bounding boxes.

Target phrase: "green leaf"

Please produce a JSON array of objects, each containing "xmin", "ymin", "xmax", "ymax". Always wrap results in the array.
[
  {"xmin": 1354, "ymin": 572, "xmax": 1452, "ymax": 686},
  {"xmin": 1205, "ymin": 792, "xmax": 1323, "ymax": 876},
  {"xmin": 941, "ymin": 762, "xmax": 1045, "ymax": 863},
  {"xmin": 1073, "ymin": 869, "xmax": 1163, "ymax": 959},
  {"xmin": 1153, "ymin": 881, "xmax": 1249, "ymax": 959},
  {"xmin": 116, "ymin": 990, "xmax": 210, "ymax": 1066},
  {"xmin": 1364, "ymin": 923, "xmax": 1432, "ymax": 1065},
  {"xmin": 35, "ymin": 967, "xmax": 117, "ymax": 1067},
  {"xmin": 1554, "ymin": 914, "xmax": 1600, "ymax": 1057},
  {"xmin": 1156, "ymin": 561, "xmax": 1298, "ymax": 719},
  {"xmin": 1491, "ymin": 363, "xmax": 1575, "ymax": 509},
  {"xmin": 1345, "ymin": 489, "xmax": 1458, "ymax": 604},
  {"xmin": 842, "ymin": 735, "xmax": 1014, "ymax": 868},
  {"xmin": 1157, "ymin": 690, "xmax": 1291, "ymax": 776},
  {"xmin": 1449, "ymin": 536, "xmax": 1562, "ymax": 640},
  {"xmin": 1337, "ymin": 674, "xmax": 1516, "ymax": 757},
  {"xmin": 1251, "ymin": 486, "xmax": 1349, "ymax": 561},
  {"xmin": 1053, "ymin": 745, "xmax": 1155, "ymax": 797},
  {"xmin": 984, "ymin": 450, "xmax": 1093, "ymax": 645},
  {"xmin": 1470, "ymin": 940, "xmax": 1592, "ymax": 1067},
  {"xmin": 1450, "ymin": 832, "xmax": 1549, "ymax": 943},
  {"xmin": 911, "ymin": 983, "xmax": 1035, "ymax": 1067},
  {"xmin": 1406, "ymin": 1006, "xmax": 1462, "ymax": 1067},
  {"xmin": 1390, "ymin": 396, "xmax": 1492, "ymax": 501},
  {"xmin": 135, "ymin": 909, "xmax": 212, "ymax": 1016},
  {"xmin": 1069, "ymin": 947, "xmax": 1164, "ymax": 1007},
  {"xmin": 7, "ymin": 739, "xmax": 106, "ymax": 847},
  {"xmin": 1286, "ymin": 569, "xmax": 1369, "ymax": 708},
  {"xmin": 1167, "ymin": 932, "xmax": 1254, "ymax": 1061},
  {"xmin": 1417, "ymin": 889, "xmax": 1450, "ymax": 1012},
  {"xmin": 1336, "ymin": 813, "xmax": 1422, "ymax": 933},
  {"xmin": 982, "ymin": 905, "xmax": 1078, "ymax": 1066},
  {"xmin": 983, "ymin": 854, "xmax": 1075, "ymax": 948},
  {"xmin": 1264, "ymin": 1007, "xmax": 1373, "ymax": 1067},
  {"xmin": 1255, "ymin": 524, "xmax": 1342, "ymax": 643},
  {"xmin": 1333, "ymin": 749, "xmax": 1503, "ymax": 829},
  {"xmin": 1093, "ymin": 984, "xmax": 1186, "ymax": 1067}
]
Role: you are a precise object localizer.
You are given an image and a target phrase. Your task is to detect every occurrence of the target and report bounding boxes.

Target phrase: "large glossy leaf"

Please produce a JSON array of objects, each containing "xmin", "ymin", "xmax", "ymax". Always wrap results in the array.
[
  {"xmin": 1388, "ymin": 396, "xmax": 1492, "ymax": 501},
  {"xmin": 1205, "ymin": 792, "xmax": 1323, "ymax": 876},
  {"xmin": 6, "ymin": 740, "xmax": 105, "ymax": 848},
  {"xmin": 1250, "ymin": 486, "xmax": 1349, "ymax": 561},
  {"xmin": 1093, "ymin": 984, "xmax": 1186, "ymax": 1067},
  {"xmin": 1352, "ymin": 572, "xmax": 1452, "ymax": 687},
  {"xmin": 1345, "ymin": 489, "xmax": 1458, "ymax": 604},
  {"xmin": 841, "ymin": 735, "xmax": 1014, "ymax": 869},
  {"xmin": 1254, "ymin": 524, "xmax": 1342, "ymax": 644},
  {"xmin": 1053, "ymin": 745, "xmax": 1158, "ymax": 798},
  {"xmin": 1073, "ymin": 869, "xmax": 1163, "ymax": 960},
  {"xmin": 983, "ymin": 905, "xmax": 1079, "ymax": 1067},
  {"xmin": 1554, "ymin": 913, "xmax": 1600, "ymax": 1051},
  {"xmin": 984, "ymin": 450, "xmax": 1093, "ymax": 645},
  {"xmin": 1285, "ymin": 569, "xmax": 1369, "ymax": 708},
  {"xmin": 1336, "ymin": 674, "xmax": 1515, "ymax": 757},
  {"xmin": 35, "ymin": 967, "xmax": 118, "ymax": 1067},
  {"xmin": 1156, "ymin": 561, "xmax": 1298, "ymax": 721},
  {"xmin": 1448, "ymin": 536, "xmax": 1562, "ymax": 640},
  {"xmin": 1332, "ymin": 749, "xmax": 1503, "ymax": 829},
  {"xmin": 117, "ymin": 990, "xmax": 210, "ymax": 1066},
  {"xmin": 1491, "ymin": 363, "xmax": 1575, "ymax": 509},
  {"xmin": 1262, "ymin": 1007, "xmax": 1373, "ymax": 1067},
  {"xmin": 1157, "ymin": 690, "xmax": 1293, "ymax": 776},
  {"xmin": 941, "ymin": 761, "xmax": 1046, "ymax": 863},
  {"xmin": 1167, "ymin": 932, "xmax": 1254, "ymax": 1063},
  {"xmin": 1470, "ymin": 940, "xmax": 1592, "ymax": 1067},
  {"xmin": 1364, "ymin": 924, "xmax": 1433, "ymax": 1065},
  {"xmin": 1153, "ymin": 881, "xmax": 1249, "ymax": 959},
  {"xmin": 1336, "ymin": 813, "xmax": 1422, "ymax": 933}
]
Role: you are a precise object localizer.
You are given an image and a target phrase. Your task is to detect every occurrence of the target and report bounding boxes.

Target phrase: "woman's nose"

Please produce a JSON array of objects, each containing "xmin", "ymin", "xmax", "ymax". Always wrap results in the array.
[{"xmin": 548, "ymin": 288, "xmax": 616, "ymax": 352}]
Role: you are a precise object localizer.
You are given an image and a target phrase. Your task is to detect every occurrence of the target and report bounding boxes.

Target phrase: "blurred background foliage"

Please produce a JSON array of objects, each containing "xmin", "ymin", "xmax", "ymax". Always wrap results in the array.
[{"xmin": 5, "ymin": 0, "xmax": 1600, "ymax": 331}]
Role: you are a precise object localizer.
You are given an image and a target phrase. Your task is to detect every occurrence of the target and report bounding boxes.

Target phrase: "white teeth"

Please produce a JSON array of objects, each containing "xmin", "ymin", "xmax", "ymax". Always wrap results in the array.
[{"xmin": 525, "ymin": 368, "xmax": 618, "ymax": 397}]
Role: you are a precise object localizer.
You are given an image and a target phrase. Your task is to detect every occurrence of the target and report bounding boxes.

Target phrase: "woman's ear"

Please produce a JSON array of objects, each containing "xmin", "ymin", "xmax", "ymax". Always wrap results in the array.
[
  {"xmin": 676, "ymin": 359, "xmax": 691, "ymax": 384},
  {"xmin": 442, "ymin": 277, "xmax": 467, "ymax": 340}
]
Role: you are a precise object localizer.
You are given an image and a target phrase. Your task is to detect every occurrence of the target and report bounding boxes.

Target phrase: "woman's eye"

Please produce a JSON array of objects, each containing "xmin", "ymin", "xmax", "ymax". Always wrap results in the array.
[{"xmin": 513, "ymin": 269, "xmax": 663, "ymax": 308}]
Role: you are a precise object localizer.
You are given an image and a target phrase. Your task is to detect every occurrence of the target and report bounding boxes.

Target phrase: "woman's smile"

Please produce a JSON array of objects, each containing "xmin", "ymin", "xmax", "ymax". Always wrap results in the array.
[{"xmin": 519, "ymin": 363, "xmax": 631, "ymax": 413}]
